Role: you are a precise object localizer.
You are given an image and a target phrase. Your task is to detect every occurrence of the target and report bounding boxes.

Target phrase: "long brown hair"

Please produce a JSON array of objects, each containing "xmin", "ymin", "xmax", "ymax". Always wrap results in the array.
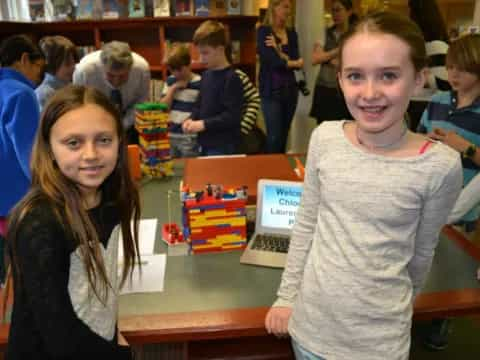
[{"xmin": 7, "ymin": 85, "xmax": 141, "ymax": 302}]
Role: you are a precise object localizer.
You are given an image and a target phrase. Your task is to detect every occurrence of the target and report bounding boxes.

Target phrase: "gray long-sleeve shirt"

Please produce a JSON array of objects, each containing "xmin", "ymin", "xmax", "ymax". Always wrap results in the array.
[{"xmin": 274, "ymin": 121, "xmax": 462, "ymax": 360}]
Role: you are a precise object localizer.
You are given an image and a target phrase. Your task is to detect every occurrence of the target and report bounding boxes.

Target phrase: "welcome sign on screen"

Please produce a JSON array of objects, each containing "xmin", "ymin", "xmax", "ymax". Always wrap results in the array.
[{"xmin": 261, "ymin": 184, "xmax": 303, "ymax": 230}]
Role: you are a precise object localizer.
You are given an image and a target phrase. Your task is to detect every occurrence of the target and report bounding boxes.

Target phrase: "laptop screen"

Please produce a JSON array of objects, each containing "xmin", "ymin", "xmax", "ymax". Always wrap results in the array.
[{"xmin": 260, "ymin": 183, "xmax": 303, "ymax": 230}]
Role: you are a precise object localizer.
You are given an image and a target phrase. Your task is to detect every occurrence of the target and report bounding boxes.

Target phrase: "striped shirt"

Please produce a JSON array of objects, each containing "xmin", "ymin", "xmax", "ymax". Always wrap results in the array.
[
  {"xmin": 235, "ymin": 69, "xmax": 260, "ymax": 135},
  {"xmin": 162, "ymin": 73, "xmax": 201, "ymax": 134}
]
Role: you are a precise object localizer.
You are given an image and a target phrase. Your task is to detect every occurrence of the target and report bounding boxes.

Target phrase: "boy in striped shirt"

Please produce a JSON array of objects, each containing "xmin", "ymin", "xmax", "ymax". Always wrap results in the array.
[{"xmin": 161, "ymin": 43, "xmax": 201, "ymax": 158}]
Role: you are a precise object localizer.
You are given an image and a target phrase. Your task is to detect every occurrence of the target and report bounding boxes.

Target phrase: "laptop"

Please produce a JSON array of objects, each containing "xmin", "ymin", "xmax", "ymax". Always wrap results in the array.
[{"xmin": 240, "ymin": 179, "xmax": 303, "ymax": 268}]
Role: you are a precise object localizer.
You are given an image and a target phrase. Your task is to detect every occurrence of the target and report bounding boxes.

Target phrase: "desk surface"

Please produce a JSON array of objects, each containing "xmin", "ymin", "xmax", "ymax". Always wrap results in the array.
[{"xmin": 118, "ymin": 157, "xmax": 480, "ymax": 344}]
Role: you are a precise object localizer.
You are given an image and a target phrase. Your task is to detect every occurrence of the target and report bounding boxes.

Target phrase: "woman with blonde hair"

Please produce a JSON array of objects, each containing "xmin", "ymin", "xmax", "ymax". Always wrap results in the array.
[{"xmin": 257, "ymin": 0, "xmax": 304, "ymax": 153}]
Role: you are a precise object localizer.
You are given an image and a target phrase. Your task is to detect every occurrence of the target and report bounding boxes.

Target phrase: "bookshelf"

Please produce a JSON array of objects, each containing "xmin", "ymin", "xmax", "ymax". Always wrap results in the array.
[{"xmin": 0, "ymin": 15, "xmax": 258, "ymax": 81}]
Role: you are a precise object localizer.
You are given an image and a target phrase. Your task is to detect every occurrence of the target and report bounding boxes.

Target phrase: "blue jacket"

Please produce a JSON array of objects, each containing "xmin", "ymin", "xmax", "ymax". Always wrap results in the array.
[
  {"xmin": 0, "ymin": 68, "xmax": 40, "ymax": 216},
  {"xmin": 257, "ymin": 25, "xmax": 300, "ymax": 98}
]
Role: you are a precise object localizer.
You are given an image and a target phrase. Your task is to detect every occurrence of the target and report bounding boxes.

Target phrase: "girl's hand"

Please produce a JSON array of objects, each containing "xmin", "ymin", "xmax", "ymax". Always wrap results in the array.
[
  {"xmin": 265, "ymin": 306, "xmax": 292, "ymax": 337},
  {"xmin": 265, "ymin": 34, "xmax": 278, "ymax": 48},
  {"xmin": 118, "ymin": 330, "xmax": 129, "ymax": 346}
]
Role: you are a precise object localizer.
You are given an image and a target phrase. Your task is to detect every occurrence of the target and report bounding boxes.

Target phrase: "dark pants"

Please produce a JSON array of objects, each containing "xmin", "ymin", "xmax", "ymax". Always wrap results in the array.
[
  {"xmin": 261, "ymin": 86, "xmax": 299, "ymax": 154},
  {"xmin": 310, "ymin": 84, "xmax": 351, "ymax": 124}
]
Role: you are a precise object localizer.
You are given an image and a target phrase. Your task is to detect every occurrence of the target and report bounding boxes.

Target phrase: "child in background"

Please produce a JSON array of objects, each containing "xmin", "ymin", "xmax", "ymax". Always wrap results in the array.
[
  {"xmin": 265, "ymin": 12, "xmax": 462, "ymax": 360},
  {"xmin": 416, "ymin": 33, "xmax": 480, "ymax": 351},
  {"xmin": 418, "ymin": 34, "xmax": 480, "ymax": 230},
  {"xmin": 0, "ymin": 34, "xmax": 45, "ymax": 283},
  {"xmin": 161, "ymin": 43, "xmax": 201, "ymax": 158},
  {"xmin": 36, "ymin": 35, "xmax": 79, "ymax": 112},
  {"xmin": 182, "ymin": 20, "xmax": 243, "ymax": 156},
  {"xmin": 6, "ymin": 85, "xmax": 140, "ymax": 360}
]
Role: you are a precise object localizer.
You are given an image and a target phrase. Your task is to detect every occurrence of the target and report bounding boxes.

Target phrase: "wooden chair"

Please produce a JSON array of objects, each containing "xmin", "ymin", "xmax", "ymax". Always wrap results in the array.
[{"xmin": 128, "ymin": 144, "xmax": 141, "ymax": 181}]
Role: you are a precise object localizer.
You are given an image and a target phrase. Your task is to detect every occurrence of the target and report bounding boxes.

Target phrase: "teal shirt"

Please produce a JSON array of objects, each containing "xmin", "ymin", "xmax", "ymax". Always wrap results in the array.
[{"xmin": 418, "ymin": 91, "xmax": 480, "ymax": 221}]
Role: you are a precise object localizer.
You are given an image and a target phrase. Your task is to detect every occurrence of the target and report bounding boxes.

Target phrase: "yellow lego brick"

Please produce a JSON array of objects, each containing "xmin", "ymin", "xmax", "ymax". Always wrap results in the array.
[
  {"xmin": 192, "ymin": 244, "xmax": 217, "ymax": 250},
  {"xmin": 189, "ymin": 217, "xmax": 246, "ymax": 227},
  {"xmin": 200, "ymin": 209, "xmax": 229, "ymax": 217},
  {"xmin": 222, "ymin": 245, "xmax": 245, "ymax": 250},
  {"xmin": 216, "ymin": 234, "xmax": 243, "ymax": 241}
]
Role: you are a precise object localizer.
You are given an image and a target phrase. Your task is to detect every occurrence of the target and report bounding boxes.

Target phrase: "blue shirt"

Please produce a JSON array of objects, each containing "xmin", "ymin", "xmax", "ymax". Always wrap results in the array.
[
  {"xmin": 0, "ymin": 68, "xmax": 40, "ymax": 216},
  {"xmin": 35, "ymin": 73, "xmax": 69, "ymax": 113},
  {"xmin": 417, "ymin": 90, "xmax": 480, "ymax": 220},
  {"xmin": 257, "ymin": 25, "xmax": 300, "ymax": 98}
]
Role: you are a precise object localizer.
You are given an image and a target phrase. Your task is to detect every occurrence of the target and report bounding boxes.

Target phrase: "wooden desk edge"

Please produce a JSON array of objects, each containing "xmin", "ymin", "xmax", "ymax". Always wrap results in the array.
[
  {"xmin": 0, "ymin": 290, "xmax": 478, "ymax": 348},
  {"xmin": 117, "ymin": 284, "xmax": 480, "ymax": 345}
]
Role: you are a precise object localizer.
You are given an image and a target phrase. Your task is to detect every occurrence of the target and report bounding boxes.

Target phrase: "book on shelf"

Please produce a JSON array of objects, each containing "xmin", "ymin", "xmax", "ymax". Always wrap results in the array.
[
  {"xmin": 117, "ymin": 0, "xmax": 130, "ymax": 17},
  {"xmin": 194, "ymin": 0, "xmax": 209, "ymax": 16},
  {"xmin": 149, "ymin": 79, "xmax": 165, "ymax": 102},
  {"xmin": 175, "ymin": 0, "xmax": 193, "ymax": 16},
  {"xmin": 226, "ymin": 0, "xmax": 240, "ymax": 15},
  {"xmin": 102, "ymin": 0, "xmax": 120, "ymax": 18},
  {"xmin": 209, "ymin": 0, "xmax": 226, "ymax": 16},
  {"xmin": 153, "ymin": 0, "xmax": 170, "ymax": 16},
  {"xmin": 129, "ymin": 0, "xmax": 145, "ymax": 17},
  {"xmin": 76, "ymin": 0, "xmax": 94, "ymax": 19},
  {"xmin": 29, "ymin": 0, "xmax": 46, "ymax": 21},
  {"xmin": 230, "ymin": 40, "xmax": 240, "ymax": 64},
  {"xmin": 49, "ymin": 0, "xmax": 75, "ymax": 20}
]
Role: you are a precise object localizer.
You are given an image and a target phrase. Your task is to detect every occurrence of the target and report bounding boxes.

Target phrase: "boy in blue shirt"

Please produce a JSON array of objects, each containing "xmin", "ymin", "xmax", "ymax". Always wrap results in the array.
[
  {"xmin": 182, "ymin": 20, "xmax": 243, "ymax": 156},
  {"xmin": 161, "ymin": 43, "xmax": 201, "ymax": 158},
  {"xmin": 0, "ymin": 34, "xmax": 44, "ymax": 281},
  {"xmin": 417, "ymin": 34, "xmax": 480, "ymax": 230},
  {"xmin": 417, "ymin": 33, "xmax": 480, "ymax": 351}
]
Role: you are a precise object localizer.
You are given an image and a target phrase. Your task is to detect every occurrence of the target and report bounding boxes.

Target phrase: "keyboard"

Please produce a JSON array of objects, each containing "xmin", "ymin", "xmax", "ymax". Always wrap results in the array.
[{"xmin": 251, "ymin": 234, "xmax": 290, "ymax": 253}]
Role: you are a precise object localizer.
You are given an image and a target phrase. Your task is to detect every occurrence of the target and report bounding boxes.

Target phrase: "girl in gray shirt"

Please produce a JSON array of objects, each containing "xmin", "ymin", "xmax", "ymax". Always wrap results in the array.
[{"xmin": 265, "ymin": 12, "xmax": 462, "ymax": 360}]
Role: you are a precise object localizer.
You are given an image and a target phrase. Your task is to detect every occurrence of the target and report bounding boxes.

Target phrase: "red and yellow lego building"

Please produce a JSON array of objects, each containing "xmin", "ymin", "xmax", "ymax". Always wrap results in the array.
[{"xmin": 182, "ymin": 185, "xmax": 247, "ymax": 254}]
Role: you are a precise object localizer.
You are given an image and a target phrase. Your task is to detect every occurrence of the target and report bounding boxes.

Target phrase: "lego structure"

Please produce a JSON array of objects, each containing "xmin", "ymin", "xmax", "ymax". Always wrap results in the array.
[
  {"xmin": 181, "ymin": 184, "xmax": 248, "ymax": 254},
  {"xmin": 135, "ymin": 102, "xmax": 173, "ymax": 178}
]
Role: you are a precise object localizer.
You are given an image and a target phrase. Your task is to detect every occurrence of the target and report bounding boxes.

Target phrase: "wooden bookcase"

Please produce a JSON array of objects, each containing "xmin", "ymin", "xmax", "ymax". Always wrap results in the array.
[{"xmin": 0, "ymin": 16, "xmax": 258, "ymax": 81}]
